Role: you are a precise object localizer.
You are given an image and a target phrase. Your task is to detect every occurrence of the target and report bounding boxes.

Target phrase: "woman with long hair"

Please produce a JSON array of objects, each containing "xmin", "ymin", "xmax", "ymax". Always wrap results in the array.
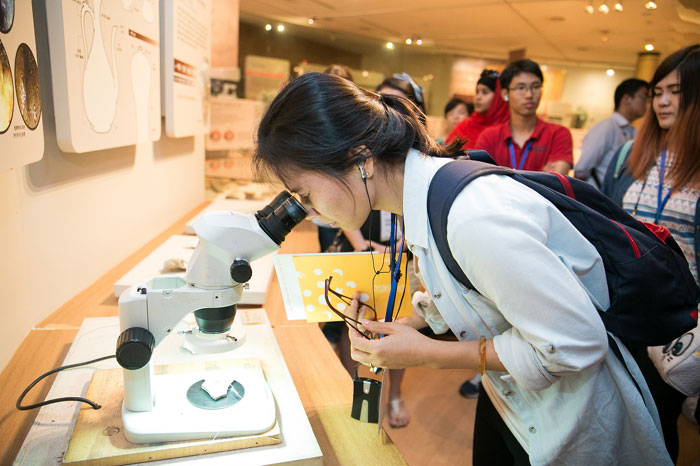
[
  {"xmin": 445, "ymin": 69, "xmax": 509, "ymax": 149},
  {"xmin": 603, "ymin": 43, "xmax": 700, "ymax": 463},
  {"xmin": 255, "ymin": 72, "xmax": 671, "ymax": 465}
]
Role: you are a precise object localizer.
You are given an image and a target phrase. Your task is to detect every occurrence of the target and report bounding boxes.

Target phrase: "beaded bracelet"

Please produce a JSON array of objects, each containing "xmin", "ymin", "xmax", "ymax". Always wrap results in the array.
[{"xmin": 478, "ymin": 335, "xmax": 487, "ymax": 376}]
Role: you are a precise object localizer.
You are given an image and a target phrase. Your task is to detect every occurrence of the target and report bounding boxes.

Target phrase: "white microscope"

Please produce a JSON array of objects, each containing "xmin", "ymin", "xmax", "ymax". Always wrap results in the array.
[{"xmin": 115, "ymin": 191, "xmax": 306, "ymax": 443}]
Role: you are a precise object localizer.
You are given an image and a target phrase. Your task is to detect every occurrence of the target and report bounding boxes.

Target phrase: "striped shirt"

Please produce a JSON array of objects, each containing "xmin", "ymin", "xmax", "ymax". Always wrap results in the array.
[{"xmin": 622, "ymin": 152, "xmax": 700, "ymax": 282}]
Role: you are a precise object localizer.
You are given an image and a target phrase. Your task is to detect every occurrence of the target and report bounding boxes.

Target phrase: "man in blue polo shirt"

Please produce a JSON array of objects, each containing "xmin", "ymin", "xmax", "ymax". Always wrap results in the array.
[
  {"xmin": 474, "ymin": 59, "xmax": 573, "ymax": 175},
  {"xmin": 574, "ymin": 78, "xmax": 648, "ymax": 189}
]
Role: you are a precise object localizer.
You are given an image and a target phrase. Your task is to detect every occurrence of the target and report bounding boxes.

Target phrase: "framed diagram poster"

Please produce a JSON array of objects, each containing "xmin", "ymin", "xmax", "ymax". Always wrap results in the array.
[
  {"xmin": 45, "ymin": 0, "xmax": 161, "ymax": 153},
  {"xmin": 161, "ymin": 0, "xmax": 210, "ymax": 138},
  {"xmin": 0, "ymin": 0, "xmax": 44, "ymax": 169}
]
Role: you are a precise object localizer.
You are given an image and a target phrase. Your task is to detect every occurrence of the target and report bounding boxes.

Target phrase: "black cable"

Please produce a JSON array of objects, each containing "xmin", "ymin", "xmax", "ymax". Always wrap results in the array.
[{"xmin": 16, "ymin": 354, "xmax": 116, "ymax": 411}]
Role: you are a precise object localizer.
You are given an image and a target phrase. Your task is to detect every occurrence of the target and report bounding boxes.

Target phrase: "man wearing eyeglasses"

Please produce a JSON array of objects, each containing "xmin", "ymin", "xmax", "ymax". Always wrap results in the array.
[
  {"xmin": 474, "ymin": 59, "xmax": 573, "ymax": 175},
  {"xmin": 574, "ymin": 78, "xmax": 649, "ymax": 189}
]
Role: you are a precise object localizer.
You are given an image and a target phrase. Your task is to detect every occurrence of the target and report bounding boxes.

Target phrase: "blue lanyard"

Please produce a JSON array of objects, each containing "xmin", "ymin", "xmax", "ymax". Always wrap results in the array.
[
  {"xmin": 656, "ymin": 149, "xmax": 672, "ymax": 223},
  {"xmin": 383, "ymin": 213, "xmax": 404, "ymax": 327},
  {"xmin": 508, "ymin": 140, "xmax": 532, "ymax": 170}
]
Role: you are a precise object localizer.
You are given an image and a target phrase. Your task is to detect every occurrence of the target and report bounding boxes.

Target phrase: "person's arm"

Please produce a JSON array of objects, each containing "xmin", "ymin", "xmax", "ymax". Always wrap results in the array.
[
  {"xmin": 543, "ymin": 160, "xmax": 572, "ymax": 175},
  {"xmin": 574, "ymin": 121, "xmax": 613, "ymax": 180},
  {"xmin": 542, "ymin": 126, "xmax": 574, "ymax": 175},
  {"xmin": 447, "ymin": 181, "xmax": 608, "ymax": 390}
]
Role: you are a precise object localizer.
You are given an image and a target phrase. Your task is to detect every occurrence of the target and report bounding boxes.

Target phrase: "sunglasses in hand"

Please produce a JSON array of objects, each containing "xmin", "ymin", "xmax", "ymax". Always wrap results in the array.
[{"xmin": 324, "ymin": 276, "xmax": 377, "ymax": 339}]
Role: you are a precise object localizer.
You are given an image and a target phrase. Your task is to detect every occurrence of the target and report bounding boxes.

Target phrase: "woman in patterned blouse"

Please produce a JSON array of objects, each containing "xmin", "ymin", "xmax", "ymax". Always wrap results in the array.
[{"xmin": 602, "ymin": 43, "xmax": 700, "ymax": 463}]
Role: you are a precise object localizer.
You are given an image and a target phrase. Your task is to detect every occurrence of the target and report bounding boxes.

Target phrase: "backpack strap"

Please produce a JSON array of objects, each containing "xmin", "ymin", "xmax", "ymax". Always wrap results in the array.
[
  {"xmin": 613, "ymin": 140, "xmax": 634, "ymax": 180},
  {"xmin": 427, "ymin": 160, "xmax": 512, "ymax": 293}
]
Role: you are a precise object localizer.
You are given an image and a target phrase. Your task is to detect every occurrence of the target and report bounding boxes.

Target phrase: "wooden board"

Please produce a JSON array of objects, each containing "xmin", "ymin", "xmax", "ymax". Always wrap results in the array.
[{"xmin": 63, "ymin": 362, "xmax": 281, "ymax": 466}]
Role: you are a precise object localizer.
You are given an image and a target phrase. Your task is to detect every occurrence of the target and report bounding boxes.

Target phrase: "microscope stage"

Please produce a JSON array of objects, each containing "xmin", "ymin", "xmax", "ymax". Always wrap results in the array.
[{"xmin": 122, "ymin": 363, "xmax": 277, "ymax": 443}]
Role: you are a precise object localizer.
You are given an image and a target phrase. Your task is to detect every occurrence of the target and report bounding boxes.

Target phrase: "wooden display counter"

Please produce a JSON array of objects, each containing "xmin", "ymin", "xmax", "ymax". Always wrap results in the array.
[{"xmin": 0, "ymin": 201, "xmax": 406, "ymax": 466}]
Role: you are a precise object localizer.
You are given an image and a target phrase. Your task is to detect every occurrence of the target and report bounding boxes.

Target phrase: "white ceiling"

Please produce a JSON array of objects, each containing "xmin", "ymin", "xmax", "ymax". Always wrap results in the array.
[{"xmin": 239, "ymin": 0, "xmax": 700, "ymax": 66}]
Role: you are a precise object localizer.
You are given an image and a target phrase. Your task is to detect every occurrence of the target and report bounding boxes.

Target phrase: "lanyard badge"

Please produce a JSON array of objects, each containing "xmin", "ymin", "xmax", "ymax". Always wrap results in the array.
[{"xmin": 509, "ymin": 140, "xmax": 532, "ymax": 170}]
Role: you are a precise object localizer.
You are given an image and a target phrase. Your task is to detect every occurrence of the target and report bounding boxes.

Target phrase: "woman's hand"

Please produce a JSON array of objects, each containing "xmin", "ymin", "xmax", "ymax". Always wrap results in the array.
[{"xmin": 348, "ymin": 318, "xmax": 433, "ymax": 370}]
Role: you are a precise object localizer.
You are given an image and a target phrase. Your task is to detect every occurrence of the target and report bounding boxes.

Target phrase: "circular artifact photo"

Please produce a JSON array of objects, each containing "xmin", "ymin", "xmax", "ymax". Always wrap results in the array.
[
  {"xmin": 0, "ymin": 0, "xmax": 14, "ymax": 34},
  {"xmin": 14, "ymin": 42, "xmax": 41, "ymax": 130},
  {"xmin": 0, "ymin": 38, "xmax": 12, "ymax": 134}
]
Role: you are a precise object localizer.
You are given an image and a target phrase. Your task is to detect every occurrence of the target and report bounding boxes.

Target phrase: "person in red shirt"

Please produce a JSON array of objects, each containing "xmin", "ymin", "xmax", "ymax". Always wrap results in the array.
[
  {"xmin": 445, "ymin": 69, "xmax": 509, "ymax": 149},
  {"xmin": 474, "ymin": 59, "xmax": 573, "ymax": 175}
]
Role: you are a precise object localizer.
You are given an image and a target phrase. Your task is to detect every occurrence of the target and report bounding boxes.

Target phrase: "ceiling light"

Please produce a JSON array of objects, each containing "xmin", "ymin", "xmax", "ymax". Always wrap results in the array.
[
  {"xmin": 307, "ymin": 17, "xmax": 315, "ymax": 25},
  {"xmin": 598, "ymin": 2, "xmax": 610, "ymax": 14},
  {"xmin": 405, "ymin": 38, "xmax": 412, "ymax": 45},
  {"xmin": 644, "ymin": 43, "xmax": 655, "ymax": 51},
  {"xmin": 362, "ymin": 70, "xmax": 369, "ymax": 77},
  {"xmin": 585, "ymin": 1, "xmax": 595, "ymax": 13},
  {"xmin": 644, "ymin": 0, "xmax": 657, "ymax": 9},
  {"xmin": 415, "ymin": 38, "xmax": 423, "ymax": 45},
  {"xmin": 386, "ymin": 42, "xmax": 394, "ymax": 49},
  {"xmin": 606, "ymin": 69, "xmax": 615, "ymax": 76},
  {"xmin": 614, "ymin": 1, "xmax": 623, "ymax": 11},
  {"xmin": 265, "ymin": 24, "xmax": 272, "ymax": 31},
  {"xmin": 277, "ymin": 24, "xmax": 285, "ymax": 32}
]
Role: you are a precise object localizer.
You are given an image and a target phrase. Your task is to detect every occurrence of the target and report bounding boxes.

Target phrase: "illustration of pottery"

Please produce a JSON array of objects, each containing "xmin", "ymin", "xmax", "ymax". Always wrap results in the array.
[
  {"xmin": 130, "ymin": 50, "xmax": 150, "ymax": 142},
  {"xmin": 81, "ymin": 0, "xmax": 118, "ymax": 133}
]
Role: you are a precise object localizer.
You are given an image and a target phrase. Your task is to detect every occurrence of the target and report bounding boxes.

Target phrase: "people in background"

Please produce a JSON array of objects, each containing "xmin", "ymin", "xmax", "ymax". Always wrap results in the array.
[
  {"xmin": 439, "ymin": 97, "xmax": 470, "ymax": 144},
  {"xmin": 602, "ymin": 44, "xmax": 700, "ymax": 463},
  {"xmin": 574, "ymin": 78, "xmax": 649, "ymax": 189},
  {"xmin": 445, "ymin": 69, "xmax": 509, "ymax": 149},
  {"xmin": 474, "ymin": 59, "xmax": 573, "ymax": 174},
  {"xmin": 254, "ymin": 72, "xmax": 672, "ymax": 466}
]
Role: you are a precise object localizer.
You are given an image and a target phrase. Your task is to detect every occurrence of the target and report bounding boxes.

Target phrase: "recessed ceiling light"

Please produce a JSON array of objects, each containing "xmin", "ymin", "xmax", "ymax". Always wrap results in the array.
[
  {"xmin": 277, "ymin": 24, "xmax": 285, "ymax": 32},
  {"xmin": 362, "ymin": 70, "xmax": 369, "ymax": 77},
  {"xmin": 265, "ymin": 24, "xmax": 272, "ymax": 31},
  {"xmin": 585, "ymin": 4, "xmax": 594, "ymax": 13},
  {"xmin": 644, "ymin": 0, "xmax": 657, "ymax": 9},
  {"xmin": 416, "ymin": 38, "xmax": 423, "ymax": 45},
  {"xmin": 614, "ymin": 1, "xmax": 623, "ymax": 11},
  {"xmin": 598, "ymin": 2, "xmax": 610, "ymax": 13},
  {"xmin": 307, "ymin": 17, "xmax": 315, "ymax": 25},
  {"xmin": 606, "ymin": 69, "xmax": 615, "ymax": 76},
  {"xmin": 405, "ymin": 38, "xmax": 412, "ymax": 45},
  {"xmin": 386, "ymin": 42, "xmax": 394, "ymax": 49},
  {"xmin": 644, "ymin": 43, "xmax": 655, "ymax": 51}
]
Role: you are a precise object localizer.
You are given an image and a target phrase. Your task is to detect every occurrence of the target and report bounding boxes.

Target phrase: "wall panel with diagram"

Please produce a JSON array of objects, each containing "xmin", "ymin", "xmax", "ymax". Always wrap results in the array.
[{"xmin": 46, "ymin": 0, "xmax": 161, "ymax": 153}]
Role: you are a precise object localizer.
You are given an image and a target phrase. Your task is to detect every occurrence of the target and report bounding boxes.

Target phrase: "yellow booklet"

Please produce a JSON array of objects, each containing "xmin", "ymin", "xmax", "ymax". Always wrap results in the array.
[{"xmin": 273, "ymin": 252, "xmax": 412, "ymax": 322}]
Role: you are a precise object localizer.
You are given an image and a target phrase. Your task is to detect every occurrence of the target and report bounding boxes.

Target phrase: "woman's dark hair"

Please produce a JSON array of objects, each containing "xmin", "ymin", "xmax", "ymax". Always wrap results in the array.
[
  {"xmin": 254, "ymin": 73, "xmax": 458, "ymax": 187},
  {"xmin": 628, "ymin": 44, "xmax": 700, "ymax": 190},
  {"xmin": 376, "ymin": 74, "xmax": 426, "ymax": 114},
  {"xmin": 499, "ymin": 59, "xmax": 544, "ymax": 90},
  {"xmin": 444, "ymin": 97, "xmax": 470, "ymax": 117}
]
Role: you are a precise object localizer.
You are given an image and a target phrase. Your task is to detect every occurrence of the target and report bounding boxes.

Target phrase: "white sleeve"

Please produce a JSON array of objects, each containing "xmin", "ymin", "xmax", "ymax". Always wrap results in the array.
[{"xmin": 446, "ymin": 182, "xmax": 609, "ymax": 391}]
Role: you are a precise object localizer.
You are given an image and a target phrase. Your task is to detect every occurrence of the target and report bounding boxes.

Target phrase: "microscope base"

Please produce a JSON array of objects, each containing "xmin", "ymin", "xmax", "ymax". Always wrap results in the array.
[{"xmin": 122, "ymin": 360, "xmax": 276, "ymax": 444}]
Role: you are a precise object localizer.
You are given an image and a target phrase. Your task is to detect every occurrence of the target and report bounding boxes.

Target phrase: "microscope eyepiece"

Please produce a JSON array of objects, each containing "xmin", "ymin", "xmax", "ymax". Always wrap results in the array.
[{"xmin": 255, "ymin": 191, "xmax": 307, "ymax": 245}]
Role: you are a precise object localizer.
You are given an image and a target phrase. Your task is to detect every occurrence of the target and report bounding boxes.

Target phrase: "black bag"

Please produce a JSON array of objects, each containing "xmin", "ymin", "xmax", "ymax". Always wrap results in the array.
[{"xmin": 427, "ymin": 159, "xmax": 699, "ymax": 346}]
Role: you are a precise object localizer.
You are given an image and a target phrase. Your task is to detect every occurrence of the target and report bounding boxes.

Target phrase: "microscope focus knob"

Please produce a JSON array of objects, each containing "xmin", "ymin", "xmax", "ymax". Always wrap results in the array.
[
  {"xmin": 116, "ymin": 327, "xmax": 155, "ymax": 370},
  {"xmin": 230, "ymin": 259, "xmax": 252, "ymax": 284}
]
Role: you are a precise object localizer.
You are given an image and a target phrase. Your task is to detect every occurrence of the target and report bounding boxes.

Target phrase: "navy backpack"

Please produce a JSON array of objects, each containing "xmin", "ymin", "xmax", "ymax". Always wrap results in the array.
[{"xmin": 427, "ymin": 158, "xmax": 699, "ymax": 346}]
